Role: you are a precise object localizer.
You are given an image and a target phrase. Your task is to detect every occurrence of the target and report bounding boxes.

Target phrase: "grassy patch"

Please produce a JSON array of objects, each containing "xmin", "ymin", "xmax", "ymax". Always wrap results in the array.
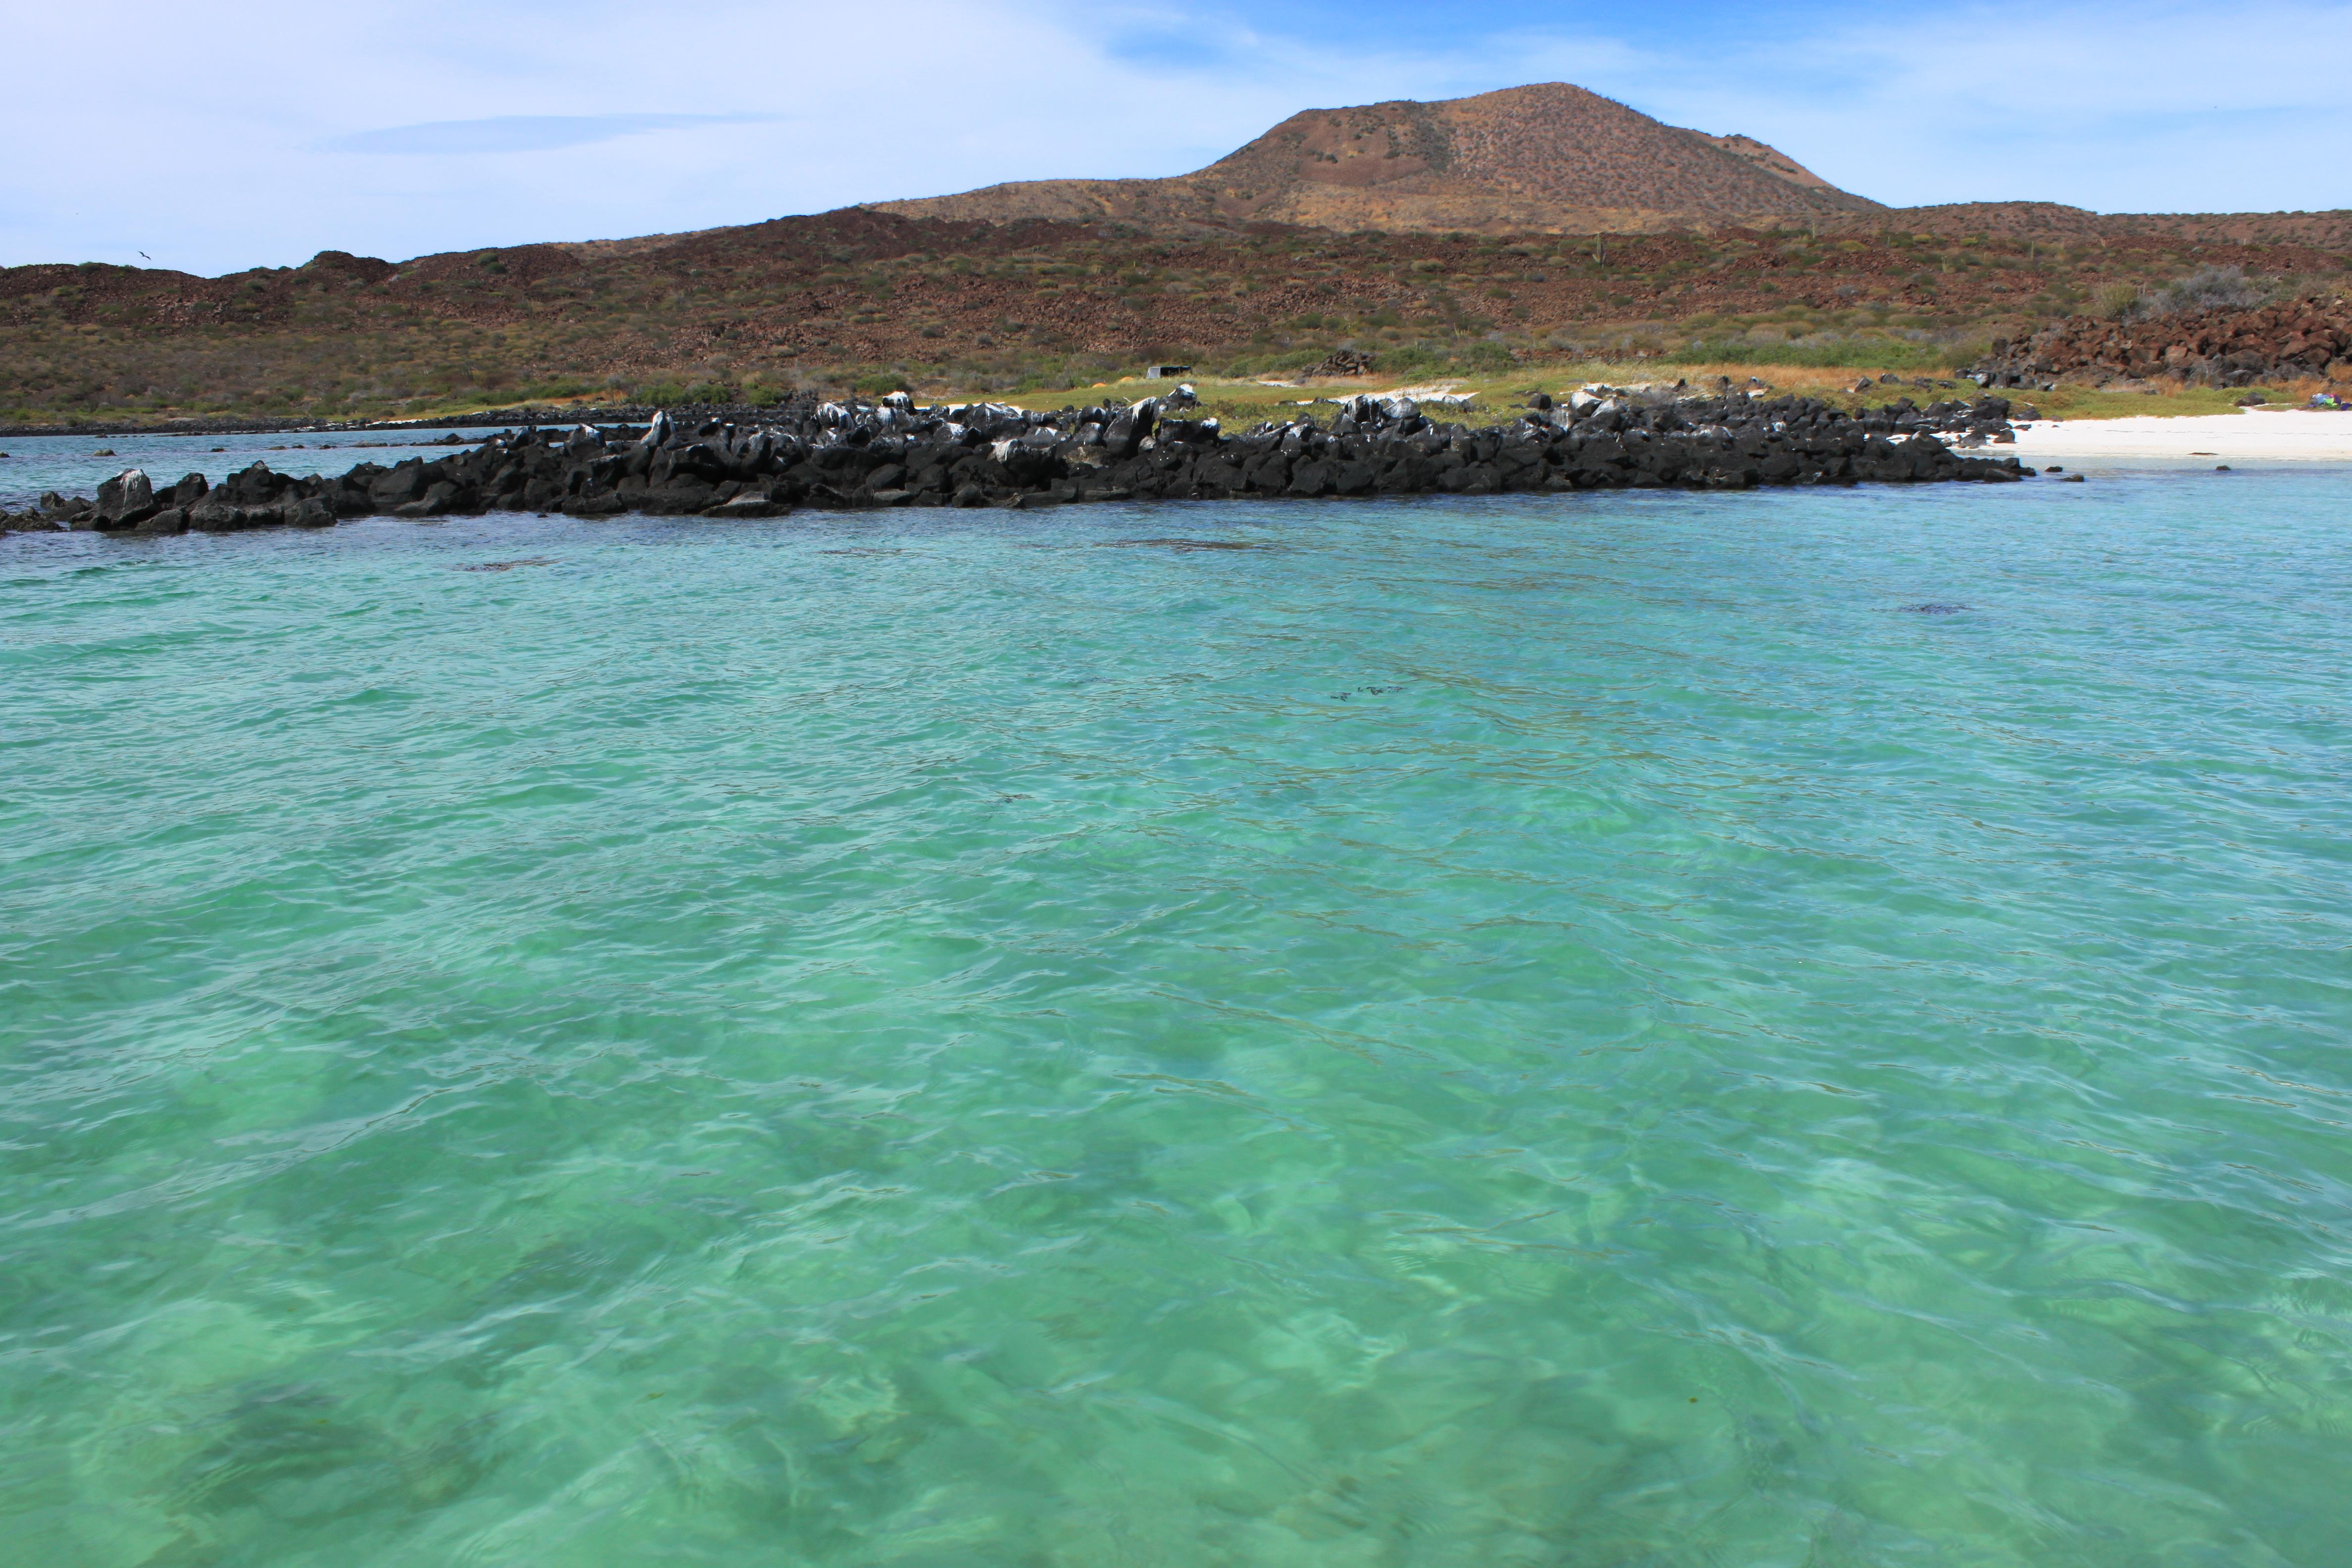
[
  {"xmin": 2022, "ymin": 384, "xmax": 2273, "ymax": 420},
  {"xmin": 1666, "ymin": 336, "xmax": 1967, "ymax": 371}
]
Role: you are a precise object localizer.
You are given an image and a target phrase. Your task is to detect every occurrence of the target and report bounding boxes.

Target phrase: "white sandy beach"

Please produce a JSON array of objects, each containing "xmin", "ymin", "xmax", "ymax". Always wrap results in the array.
[{"xmin": 2008, "ymin": 409, "xmax": 2352, "ymax": 463}]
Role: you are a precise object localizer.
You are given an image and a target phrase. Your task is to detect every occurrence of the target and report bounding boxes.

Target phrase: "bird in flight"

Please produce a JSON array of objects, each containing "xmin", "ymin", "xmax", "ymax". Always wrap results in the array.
[{"xmin": 139, "ymin": 251, "xmax": 150, "ymax": 260}]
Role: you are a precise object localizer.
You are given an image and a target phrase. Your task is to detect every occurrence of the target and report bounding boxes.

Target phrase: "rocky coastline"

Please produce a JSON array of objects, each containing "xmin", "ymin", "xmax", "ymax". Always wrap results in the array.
[{"xmin": 1, "ymin": 388, "xmax": 2030, "ymax": 536}]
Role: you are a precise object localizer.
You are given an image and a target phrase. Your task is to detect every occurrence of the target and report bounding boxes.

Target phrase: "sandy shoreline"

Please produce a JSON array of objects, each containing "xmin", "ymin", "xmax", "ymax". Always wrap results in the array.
[{"xmin": 2008, "ymin": 409, "xmax": 2352, "ymax": 463}]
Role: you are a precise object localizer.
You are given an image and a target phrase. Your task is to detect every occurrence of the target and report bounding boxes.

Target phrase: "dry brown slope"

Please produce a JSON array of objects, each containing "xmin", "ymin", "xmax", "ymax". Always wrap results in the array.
[
  {"xmin": 1871, "ymin": 202, "xmax": 2352, "ymax": 247},
  {"xmin": 1700, "ymin": 133, "xmax": 1849, "ymax": 194},
  {"xmin": 870, "ymin": 83, "xmax": 1881, "ymax": 235}
]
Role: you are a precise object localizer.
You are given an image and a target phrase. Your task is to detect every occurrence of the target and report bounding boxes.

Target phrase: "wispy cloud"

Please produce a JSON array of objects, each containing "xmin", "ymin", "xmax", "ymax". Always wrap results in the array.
[{"xmin": 323, "ymin": 113, "xmax": 782, "ymax": 156}]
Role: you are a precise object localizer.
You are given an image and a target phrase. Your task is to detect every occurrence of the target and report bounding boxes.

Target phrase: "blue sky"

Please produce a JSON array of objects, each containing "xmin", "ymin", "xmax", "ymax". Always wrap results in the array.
[{"xmin": 5, "ymin": 0, "xmax": 2345, "ymax": 276}]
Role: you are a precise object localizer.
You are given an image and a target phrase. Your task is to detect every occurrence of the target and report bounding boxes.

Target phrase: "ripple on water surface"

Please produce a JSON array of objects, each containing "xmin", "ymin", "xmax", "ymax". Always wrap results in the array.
[{"xmin": 3, "ymin": 477, "xmax": 2350, "ymax": 1568}]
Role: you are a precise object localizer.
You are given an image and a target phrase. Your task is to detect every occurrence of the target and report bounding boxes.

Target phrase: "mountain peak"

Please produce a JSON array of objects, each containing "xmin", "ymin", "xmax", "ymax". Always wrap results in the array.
[{"xmin": 871, "ymin": 82, "xmax": 1878, "ymax": 234}]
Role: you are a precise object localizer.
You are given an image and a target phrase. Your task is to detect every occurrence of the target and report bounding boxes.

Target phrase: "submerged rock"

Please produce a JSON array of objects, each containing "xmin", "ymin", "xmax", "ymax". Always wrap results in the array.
[{"xmin": 88, "ymin": 469, "xmax": 157, "ymax": 530}]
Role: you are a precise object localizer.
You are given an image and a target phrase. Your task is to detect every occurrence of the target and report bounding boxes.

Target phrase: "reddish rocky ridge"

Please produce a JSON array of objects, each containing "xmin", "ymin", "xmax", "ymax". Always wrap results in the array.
[{"xmin": 1977, "ymin": 295, "xmax": 2352, "ymax": 388}]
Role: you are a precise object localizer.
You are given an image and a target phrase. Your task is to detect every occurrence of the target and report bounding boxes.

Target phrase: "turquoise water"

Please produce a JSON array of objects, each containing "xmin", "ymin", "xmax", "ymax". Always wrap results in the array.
[
  {"xmin": 0, "ymin": 429, "xmax": 509, "ymax": 514},
  {"xmin": 4, "ymin": 477, "xmax": 2349, "ymax": 1568}
]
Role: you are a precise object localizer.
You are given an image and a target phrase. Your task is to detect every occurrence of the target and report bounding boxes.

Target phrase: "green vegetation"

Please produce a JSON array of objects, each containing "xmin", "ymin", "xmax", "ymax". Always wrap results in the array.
[
  {"xmin": 2008, "ymin": 382, "xmax": 2266, "ymax": 421},
  {"xmin": 1666, "ymin": 334, "xmax": 1962, "ymax": 371},
  {"xmin": 2122, "ymin": 263, "xmax": 2274, "ymax": 321}
]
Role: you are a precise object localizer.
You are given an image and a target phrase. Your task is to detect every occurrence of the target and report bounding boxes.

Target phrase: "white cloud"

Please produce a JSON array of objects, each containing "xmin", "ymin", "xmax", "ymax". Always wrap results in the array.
[
  {"xmin": 0, "ymin": 0, "xmax": 1287, "ymax": 273},
  {"xmin": 1518, "ymin": 1, "xmax": 2352, "ymax": 212},
  {"xmin": 322, "ymin": 114, "xmax": 784, "ymax": 156}
]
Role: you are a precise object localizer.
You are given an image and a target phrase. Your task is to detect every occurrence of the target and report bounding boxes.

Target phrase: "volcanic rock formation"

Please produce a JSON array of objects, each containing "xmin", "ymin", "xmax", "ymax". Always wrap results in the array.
[
  {"xmin": 869, "ymin": 84, "xmax": 1881, "ymax": 235},
  {"xmin": 3, "ymin": 390, "xmax": 2031, "ymax": 536}
]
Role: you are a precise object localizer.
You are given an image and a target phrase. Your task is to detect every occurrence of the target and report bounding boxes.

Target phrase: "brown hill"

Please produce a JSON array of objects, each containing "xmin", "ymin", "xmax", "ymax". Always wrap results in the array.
[
  {"xmin": 1700, "ymin": 133, "xmax": 1850, "ymax": 195},
  {"xmin": 870, "ymin": 83, "xmax": 1882, "ymax": 235},
  {"xmin": 14, "ymin": 200, "xmax": 2348, "ymax": 430}
]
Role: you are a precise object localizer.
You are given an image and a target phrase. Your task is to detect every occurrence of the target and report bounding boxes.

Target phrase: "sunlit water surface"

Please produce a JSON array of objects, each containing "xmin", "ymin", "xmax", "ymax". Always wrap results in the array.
[{"xmin": 3, "ymin": 475, "xmax": 2349, "ymax": 1568}]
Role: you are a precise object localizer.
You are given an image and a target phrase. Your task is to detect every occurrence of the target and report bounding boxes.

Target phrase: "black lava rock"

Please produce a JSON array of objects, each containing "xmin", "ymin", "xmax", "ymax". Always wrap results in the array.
[{"xmin": 11, "ymin": 389, "xmax": 2031, "ymax": 539}]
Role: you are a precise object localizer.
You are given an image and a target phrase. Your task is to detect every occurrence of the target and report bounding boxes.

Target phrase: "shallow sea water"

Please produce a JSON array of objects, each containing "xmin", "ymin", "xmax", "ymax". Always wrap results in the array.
[
  {"xmin": 0, "ymin": 428, "xmax": 511, "ymax": 514},
  {"xmin": 3, "ymin": 474, "xmax": 2349, "ymax": 1567}
]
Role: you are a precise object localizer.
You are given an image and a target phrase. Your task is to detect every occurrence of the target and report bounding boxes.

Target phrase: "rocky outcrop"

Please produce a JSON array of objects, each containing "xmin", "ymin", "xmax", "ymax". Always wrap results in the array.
[
  {"xmin": 1304, "ymin": 349, "xmax": 1377, "ymax": 379},
  {"xmin": 1, "ymin": 389, "xmax": 2029, "ymax": 538},
  {"xmin": 87, "ymin": 469, "xmax": 156, "ymax": 530},
  {"xmin": 1968, "ymin": 295, "xmax": 2352, "ymax": 389}
]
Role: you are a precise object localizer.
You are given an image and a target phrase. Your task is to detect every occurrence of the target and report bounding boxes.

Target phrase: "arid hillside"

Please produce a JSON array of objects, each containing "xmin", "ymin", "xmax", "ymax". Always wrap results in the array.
[
  {"xmin": 6, "ymin": 208, "xmax": 2345, "ymax": 425},
  {"xmin": 870, "ymin": 84, "xmax": 1881, "ymax": 235},
  {"xmin": 1887, "ymin": 203, "xmax": 2352, "ymax": 248}
]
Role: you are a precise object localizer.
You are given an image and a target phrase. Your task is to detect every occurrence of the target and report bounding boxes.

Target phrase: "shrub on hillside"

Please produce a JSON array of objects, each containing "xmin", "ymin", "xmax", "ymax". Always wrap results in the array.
[
  {"xmin": 1458, "ymin": 341, "xmax": 1519, "ymax": 374},
  {"xmin": 2140, "ymin": 265, "xmax": 2271, "ymax": 317},
  {"xmin": 2095, "ymin": 283, "xmax": 2142, "ymax": 321}
]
